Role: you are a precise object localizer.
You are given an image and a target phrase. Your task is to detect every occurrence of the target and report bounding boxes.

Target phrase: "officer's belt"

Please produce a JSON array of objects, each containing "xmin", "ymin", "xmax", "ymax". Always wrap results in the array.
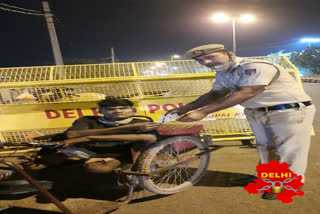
[{"xmin": 251, "ymin": 101, "xmax": 312, "ymax": 112}]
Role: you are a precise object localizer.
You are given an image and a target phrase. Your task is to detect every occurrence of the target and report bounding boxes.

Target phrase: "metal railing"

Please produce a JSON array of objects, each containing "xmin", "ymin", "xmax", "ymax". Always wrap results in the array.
[
  {"xmin": 0, "ymin": 56, "xmax": 302, "ymax": 143},
  {"xmin": 0, "ymin": 56, "xmax": 299, "ymax": 105}
]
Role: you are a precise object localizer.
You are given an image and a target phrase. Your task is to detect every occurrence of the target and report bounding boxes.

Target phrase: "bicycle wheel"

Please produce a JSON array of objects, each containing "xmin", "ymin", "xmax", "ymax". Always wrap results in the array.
[{"xmin": 137, "ymin": 136, "xmax": 210, "ymax": 195}]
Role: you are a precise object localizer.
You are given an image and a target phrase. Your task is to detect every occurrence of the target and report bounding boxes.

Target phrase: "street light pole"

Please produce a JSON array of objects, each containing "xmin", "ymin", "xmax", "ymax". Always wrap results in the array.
[
  {"xmin": 232, "ymin": 18, "xmax": 236, "ymax": 55},
  {"xmin": 212, "ymin": 13, "xmax": 254, "ymax": 55},
  {"xmin": 171, "ymin": 54, "xmax": 181, "ymax": 60},
  {"xmin": 111, "ymin": 47, "xmax": 115, "ymax": 63},
  {"xmin": 42, "ymin": 1, "xmax": 63, "ymax": 66}
]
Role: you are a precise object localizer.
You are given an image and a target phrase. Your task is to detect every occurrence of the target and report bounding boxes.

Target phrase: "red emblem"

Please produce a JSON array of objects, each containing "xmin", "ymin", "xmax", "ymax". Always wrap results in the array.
[{"xmin": 244, "ymin": 161, "xmax": 304, "ymax": 203}]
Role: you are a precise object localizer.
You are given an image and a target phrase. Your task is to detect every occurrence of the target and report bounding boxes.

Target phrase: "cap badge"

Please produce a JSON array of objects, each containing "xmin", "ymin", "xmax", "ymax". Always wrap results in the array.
[{"xmin": 193, "ymin": 50, "xmax": 205, "ymax": 55}]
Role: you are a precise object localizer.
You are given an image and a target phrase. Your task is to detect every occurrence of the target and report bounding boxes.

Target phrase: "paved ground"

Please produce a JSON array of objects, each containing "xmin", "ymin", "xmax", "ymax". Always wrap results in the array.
[{"xmin": 0, "ymin": 82, "xmax": 319, "ymax": 214}]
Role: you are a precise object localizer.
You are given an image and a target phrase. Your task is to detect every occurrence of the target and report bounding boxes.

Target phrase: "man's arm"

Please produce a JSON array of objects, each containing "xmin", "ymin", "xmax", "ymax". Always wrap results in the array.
[
  {"xmin": 166, "ymin": 89, "xmax": 230, "ymax": 116},
  {"xmin": 66, "ymin": 122, "xmax": 159, "ymax": 138},
  {"xmin": 185, "ymin": 89, "xmax": 230, "ymax": 110},
  {"xmin": 50, "ymin": 118, "xmax": 91, "ymax": 141},
  {"xmin": 178, "ymin": 86, "xmax": 265, "ymax": 122},
  {"xmin": 200, "ymin": 86, "xmax": 265, "ymax": 113}
]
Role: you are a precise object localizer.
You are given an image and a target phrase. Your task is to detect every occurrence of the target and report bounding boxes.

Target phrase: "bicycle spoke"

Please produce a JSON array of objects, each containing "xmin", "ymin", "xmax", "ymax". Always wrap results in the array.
[
  {"xmin": 152, "ymin": 168, "xmax": 173, "ymax": 185},
  {"xmin": 140, "ymin": 138, "xmax": 209, "ymax": 193}
]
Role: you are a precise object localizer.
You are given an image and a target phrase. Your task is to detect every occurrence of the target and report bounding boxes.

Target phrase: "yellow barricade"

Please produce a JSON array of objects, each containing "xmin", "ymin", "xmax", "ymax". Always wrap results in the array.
[{"xmin": 0, "ymin": 56, "xmax": 303, "ymax": 144}]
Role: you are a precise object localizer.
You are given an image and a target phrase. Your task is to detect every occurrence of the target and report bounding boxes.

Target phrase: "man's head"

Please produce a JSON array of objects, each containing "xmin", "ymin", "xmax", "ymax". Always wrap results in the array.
[
  {"xmin": 185, "ymin": 44, "xmax": 235, "ymax": 71},
  {"xmin": 97, "ymin": 96, "xmax": 135, "ymax": 121}
]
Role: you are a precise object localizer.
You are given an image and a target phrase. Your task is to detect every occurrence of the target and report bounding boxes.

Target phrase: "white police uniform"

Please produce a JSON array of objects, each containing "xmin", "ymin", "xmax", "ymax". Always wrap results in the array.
[{"xmin": 212, "ymin": 57, "xmax": 315, "ymax": 183}]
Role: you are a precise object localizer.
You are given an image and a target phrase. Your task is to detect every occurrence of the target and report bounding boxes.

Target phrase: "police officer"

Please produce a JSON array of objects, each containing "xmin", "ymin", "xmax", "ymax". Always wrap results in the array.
[{"xmin": 166, "ymin": 44, "xmax": 316, "ymax": 200}]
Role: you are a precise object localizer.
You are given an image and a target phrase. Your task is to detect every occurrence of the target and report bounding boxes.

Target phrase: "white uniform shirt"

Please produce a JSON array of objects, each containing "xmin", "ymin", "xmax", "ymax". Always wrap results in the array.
[{"xmin": 212, "ymin": 57, "xmax": 311, "ymax": 108}]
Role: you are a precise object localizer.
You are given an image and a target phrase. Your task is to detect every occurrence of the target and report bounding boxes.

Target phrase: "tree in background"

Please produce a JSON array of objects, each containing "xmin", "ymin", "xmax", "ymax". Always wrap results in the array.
[
  {"xmin": 268, "ymin": 47, "xmax": 320, "ymax": 75},
  {"xmin": 289, "ymin": 47, "xmax": 320, "ymax": 74}
]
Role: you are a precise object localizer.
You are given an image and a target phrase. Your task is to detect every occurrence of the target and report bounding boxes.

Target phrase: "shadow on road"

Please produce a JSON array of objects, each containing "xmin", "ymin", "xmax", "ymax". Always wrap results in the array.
[
  {"xmin": 0, "ymin": 207, "xmax": 61, "ymax": 214},
  {"xmin": 0, "ymin": 162, "xmax": 254, "ymax": 210},
  {"xmin": 196, "ymin": 170, "xmax": 254, "ymax": 187}
]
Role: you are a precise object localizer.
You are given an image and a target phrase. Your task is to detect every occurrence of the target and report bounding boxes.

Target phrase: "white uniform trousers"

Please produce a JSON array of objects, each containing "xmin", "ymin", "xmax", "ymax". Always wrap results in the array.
[{"xmin": 244, "ymin": 104, "xmax": 316, "ymax": 183}]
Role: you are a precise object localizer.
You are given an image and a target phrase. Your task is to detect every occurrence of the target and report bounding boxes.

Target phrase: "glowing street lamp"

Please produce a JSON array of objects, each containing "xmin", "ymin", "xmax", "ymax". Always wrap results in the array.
[
  {"xmin": 171, "ymin": 54, "xmax": 181, "ymax": 60},
  {"xmin": 211, "ymin": 13, "xmax": 255, "ymax": 55},
  {"xmin": 211, "ymin": 13, "xmax": 230, "ymax": 23},
  {"xmin": 239, "ymin": 14, "xmax": 255, "ymax": 23},
  {"xmin": 300, "ymin": 38, "xmax": 320, "ymax": 47}
]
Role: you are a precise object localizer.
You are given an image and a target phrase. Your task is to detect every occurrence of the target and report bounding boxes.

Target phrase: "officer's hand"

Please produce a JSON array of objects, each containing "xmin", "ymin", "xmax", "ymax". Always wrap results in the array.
[
  {"xmin": 177, "ymin": 110, "xmax": 207, "ymax": 122},
  {"xmin": 165, "ymin": 106, "xmax": 188, "ymax": 116}
]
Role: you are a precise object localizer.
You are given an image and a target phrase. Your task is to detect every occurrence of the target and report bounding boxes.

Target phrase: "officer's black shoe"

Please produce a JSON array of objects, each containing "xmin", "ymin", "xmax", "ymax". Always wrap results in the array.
[
  {"xmin": 231, "ymin": 175, "xmax": 258, "ymax": 186},
  {"xmin": 262, "ymin": 191, "xmax": 277, "ymax": 200}
]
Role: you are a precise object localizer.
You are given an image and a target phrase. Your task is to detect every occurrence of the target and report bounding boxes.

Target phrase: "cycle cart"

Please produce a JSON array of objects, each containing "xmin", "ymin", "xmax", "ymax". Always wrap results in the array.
[{"xmin": 0, "ymin": 121, "xmax": 222, "ymax": 214}]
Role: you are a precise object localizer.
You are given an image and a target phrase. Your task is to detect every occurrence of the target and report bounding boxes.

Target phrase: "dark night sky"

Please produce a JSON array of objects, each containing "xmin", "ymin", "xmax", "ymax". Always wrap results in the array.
[{"xmin": 1, "ymin": 0, "xmax": 320, "ymax": 67}]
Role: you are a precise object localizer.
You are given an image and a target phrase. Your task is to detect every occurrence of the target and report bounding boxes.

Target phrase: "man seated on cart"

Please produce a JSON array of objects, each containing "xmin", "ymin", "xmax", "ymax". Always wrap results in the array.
[{"xmin": 28, "ymin": 96, "xmax": 160, "ymax": 174}]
